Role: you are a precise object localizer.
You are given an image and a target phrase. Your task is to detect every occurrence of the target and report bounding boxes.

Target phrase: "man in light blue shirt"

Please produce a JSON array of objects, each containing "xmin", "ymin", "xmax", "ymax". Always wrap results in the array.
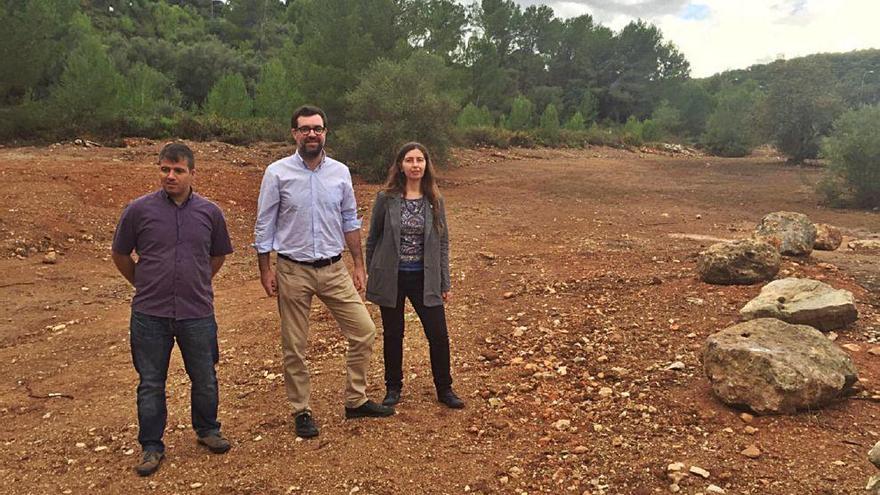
[{"xmin": 254, "ymin": 105, "xmax": 393, "ymax": 439}]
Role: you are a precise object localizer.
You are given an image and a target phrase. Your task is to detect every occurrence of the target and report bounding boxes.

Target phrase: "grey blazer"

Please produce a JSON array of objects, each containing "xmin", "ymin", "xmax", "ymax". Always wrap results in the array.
[{"xmin": 365, "ymin": 191, "xmax": 450, "ymax": 308}]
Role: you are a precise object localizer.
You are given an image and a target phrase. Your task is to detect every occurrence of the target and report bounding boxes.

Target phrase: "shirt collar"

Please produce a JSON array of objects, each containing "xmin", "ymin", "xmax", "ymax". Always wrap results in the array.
[
  {"xmin": 160, "ymin": 188, "xmax": 194, "ymax": 207},
  {"xmin": 293, "ymin": 151, "xmax": 327, "ymax": 171}
]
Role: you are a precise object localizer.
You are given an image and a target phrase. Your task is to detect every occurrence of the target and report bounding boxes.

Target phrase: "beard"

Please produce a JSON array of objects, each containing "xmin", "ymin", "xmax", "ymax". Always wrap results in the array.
[{"xmin": 299, "ymin": 139, "xmax": 324, "ymax": 159}]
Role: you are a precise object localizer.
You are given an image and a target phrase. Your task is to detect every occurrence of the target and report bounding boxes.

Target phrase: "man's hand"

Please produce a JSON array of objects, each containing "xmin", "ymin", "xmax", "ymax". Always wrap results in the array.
[
  {"xmin": 261, "ymin": 268, "xmax": 277, "ymax": 297},
  {"xmin": 442, "ymin": 291, "xmax": 451, "ymax": 304},
  {"xmin": 352, "ymin": 265, "xmax": 366, "ymax": 292}
]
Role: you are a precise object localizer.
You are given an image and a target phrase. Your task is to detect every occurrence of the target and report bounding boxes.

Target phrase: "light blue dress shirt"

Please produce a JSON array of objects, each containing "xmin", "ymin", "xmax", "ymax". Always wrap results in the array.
[{"xmin": 253, "ymin": 152, "xmax": 361, "ymax": 261}]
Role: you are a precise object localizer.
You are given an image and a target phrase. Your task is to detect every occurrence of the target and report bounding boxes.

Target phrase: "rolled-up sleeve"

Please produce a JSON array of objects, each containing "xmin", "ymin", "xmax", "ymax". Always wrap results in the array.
[
  {"xmin": 340, "ymin": 170, "xmax": 362, "ymax": 233},
  {"xmin": 253, "ymin": 168, "xmax": 280, "ymax": 253}
]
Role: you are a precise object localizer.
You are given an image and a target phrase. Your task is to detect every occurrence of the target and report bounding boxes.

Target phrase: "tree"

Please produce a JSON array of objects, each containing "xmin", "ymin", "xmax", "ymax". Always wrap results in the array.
[
  {"xmin": 121, "ymin": 62, "xmax": 181, "ymax": 120},
  {"xmin": 204, "ymin": 73, "xmax": 252, "ymax": 119},
  {"xmin": 254, "ymin": 58, "xmax": 303, "ymax": 124},
  {"xmin": 336, "ymin": 51, "xmax": 461, "ymax": 180},
  {"xmin": 400, "ymin": 0, "xmax": 468, "ymax": 62},
  {"xmin": 821, "ymin": 105, "xmax": 880, "ymax": 207},
  {"xmin": 762, "ymin": 59, "xmax": 844, "ymax": 162},
  {"xmin": 0, "ymin": 0, "xmax": 78, "ymax": 104},
  {"xmin": 564, "ymin": 111, "xmax": 586, "ymax": 131},
  {"xmin": 173, "ymin": 40, "xmax": 254, "ymax": 107},
  {"xmin": 538, "ymin": 103, "xmax": 560, "ymax": 144},
  {"xmin": 48, "ymin": 14, "xmax": 125, "ymax": 129},
  {"xmin": 456, "ymin": 103, "xmax": 494, "ymax": 128},
  {"xmin": 702, "ymin": 83, "xmax": 761, "ymax": 157},
  {"xmin": 651, "ymin": 100, "xmax": 681, "ymax": 138},
  {"xmin": 508, "ymin": 94, "xmax": 533, "ymax": 130}
]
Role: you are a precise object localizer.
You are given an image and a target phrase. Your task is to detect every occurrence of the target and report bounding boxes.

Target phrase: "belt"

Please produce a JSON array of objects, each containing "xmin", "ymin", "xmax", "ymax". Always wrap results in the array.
[{"xmin": 278, "ymin": 253, "xmax": 342, "ymax": 268}]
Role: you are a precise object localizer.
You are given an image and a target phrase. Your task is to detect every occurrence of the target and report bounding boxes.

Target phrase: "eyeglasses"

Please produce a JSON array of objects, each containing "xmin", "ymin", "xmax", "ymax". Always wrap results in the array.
[{"xmin": 295, "ymin": 126, "xmax": 327, "ymax": 135}]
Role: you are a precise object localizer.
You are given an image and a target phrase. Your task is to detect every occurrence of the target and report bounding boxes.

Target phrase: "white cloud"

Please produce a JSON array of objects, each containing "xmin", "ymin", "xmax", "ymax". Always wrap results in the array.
[{"xmin": 509, "ymin": 0, "xmax": 880, "ymax": 77}]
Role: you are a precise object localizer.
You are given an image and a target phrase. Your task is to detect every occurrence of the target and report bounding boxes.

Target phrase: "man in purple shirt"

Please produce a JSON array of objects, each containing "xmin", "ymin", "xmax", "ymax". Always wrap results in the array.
[
  {"xmin": 112, "ymin": 143, "xmax": 234, "ymax": 476},
  {"xmin": 255, "ymin": 105, "xmax": 393, "ymax": 439}
]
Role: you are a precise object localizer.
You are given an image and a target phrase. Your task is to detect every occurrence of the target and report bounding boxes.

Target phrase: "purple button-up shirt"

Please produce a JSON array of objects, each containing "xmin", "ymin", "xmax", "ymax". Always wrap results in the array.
[{"xmin": 112, "ymin": 190, "xmax": 233, "ymax": 319}]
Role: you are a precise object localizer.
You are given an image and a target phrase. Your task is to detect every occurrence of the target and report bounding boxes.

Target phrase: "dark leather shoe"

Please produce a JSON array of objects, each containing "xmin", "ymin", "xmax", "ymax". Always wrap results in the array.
[
  {"xmin": 197, "ymin": 433, "xmax": 231, "ymax": 454},
  {"xmin": 135, "ymin": 450, "xmax": 164, "ymax": 477},
  {"xmin": 382, "ymin": 388, "xmax": 401, "ymax": 407},
  {"xmin": 294, "ymin": 412, "xmax": 319, "ymax": 438},
  {"xmin": 438, "ymin": 389, "xmax": 465, "ymax": 409},
  {"xmin": 345, "ymin": 399, "xmax": 394, "ymax": 419}
]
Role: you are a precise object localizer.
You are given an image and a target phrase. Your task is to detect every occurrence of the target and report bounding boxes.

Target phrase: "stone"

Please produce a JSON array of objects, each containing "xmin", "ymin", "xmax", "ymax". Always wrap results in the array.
[
  {"xmin": 739, "ymin": 412, "xmax": 754, "ymax": 423},
  {"xmin": 689, "ymin": 466, "xmax": 710, "ymax": 478},
  {"xmin": 813, "ymin": 224, "xmax": 842, "ymax": 251},
  {"xmin": 42, "ymin": 251, "xmax": 57, "ymax": 264},
  {"xmin": 869, "ymin": 441, "xmax": 880, "ymax": 468},
  {"xmin": 753, "ymin": 211, "xmax": 816, "ymax": 256},
  {"xmin": 867, "ymin": 474, "xmax": 880, "ymax": 493},
  {"xmin": 848, "ymin": 240, "xmax": 880, "ymax": 252},
  {"xmin": 703, "ymin": 318, "xmax": 858, "ymax": 415},
  {"xmin": 697, "ymin": 239, "xmax": 780, "ymax": 285},
  {"xmin": 739, "ymin": 278, "xmax": 858, "ymax": 331},
  {"xmin": 740, "ymin": 445, "xmax": 761, "ymax": 458},
  {"xmin": 665, "ymin": 361, "xmax": 686, "ymax": 371},
  {"xmin": 707, "ymin": 485, "xmax": 725, "ymax": 494}
]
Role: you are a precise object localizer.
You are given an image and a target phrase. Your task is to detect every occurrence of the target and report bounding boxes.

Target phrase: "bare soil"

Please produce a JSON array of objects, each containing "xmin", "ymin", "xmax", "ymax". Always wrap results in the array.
[{"xmin": 1, "ymin": 141, "xmax": 879, "ymax": 494}]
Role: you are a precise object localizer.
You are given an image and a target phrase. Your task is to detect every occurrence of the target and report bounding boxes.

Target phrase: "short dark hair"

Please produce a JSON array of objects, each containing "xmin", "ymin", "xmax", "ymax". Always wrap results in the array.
[
  {"xmin": 158, "ymin": 142, "xmax": 195, "ymax": 170},
  {"xmin": 291, "ymin": 105, "xmax": 328, "ymax": 129}
]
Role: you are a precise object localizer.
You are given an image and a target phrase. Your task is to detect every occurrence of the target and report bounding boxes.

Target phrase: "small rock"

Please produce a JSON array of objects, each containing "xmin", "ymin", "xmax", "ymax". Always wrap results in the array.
[
  {"xmin": 740, "ymin": 412, "xmax": 754, "ymax": 423},
  {"xmin": 706, "ymin": 485, "xmax": 725, "ymax": 494},
  {"xmin": 741, "ymin": 445, "xmax": 761, "ymax": 458},
  {"xmin": 868, "ymin": 441, "xmax": 880, "ymax": 468},
  {"xmin": 668, "ymin": 462, "xmax": 685, "ymax": 472},
  {"xmin": 665, "ymin": 361, "xmax": 686, "ymax": 371},
  {"xmin": 842, "ymin": 343, "xmax": 862, "ymax": 352},
  {"xmin": 503, "ymin": 291, "xmax": 514, "ymax": 299},
  {"xmin": 744, "ymin": 426, "xmax": 758, "ymax": 434},
  {"xmin": 552, "ymin": 419, "xmax": 571, "ymax": 431},
  {"xmin": 689, "ymin": 466, "xmax": 710, "ymax": 478},
  {"xmin": 190, "ymin": 482, "xmax": 203, "ymax": 489},
  {"xmin": 573, "ymin": 445, "xmax": 589, "ymax": 454},
  {"xmin": 42, "ymin": 251, "xmax": 57, "ymax": 264},
  {"xmin": 93, "ymin": 446, "xmax": 108, "ymax": 452}
]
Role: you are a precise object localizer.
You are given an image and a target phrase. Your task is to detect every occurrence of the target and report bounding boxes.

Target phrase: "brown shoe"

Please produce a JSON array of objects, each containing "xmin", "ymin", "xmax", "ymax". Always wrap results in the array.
[
  {"xmin": 197, "ymin": 433, "xmax": 231, "ymax": 454},
  {"xmin": 135, "ymin": 450, "xmax": 164, "ymax": 477}
]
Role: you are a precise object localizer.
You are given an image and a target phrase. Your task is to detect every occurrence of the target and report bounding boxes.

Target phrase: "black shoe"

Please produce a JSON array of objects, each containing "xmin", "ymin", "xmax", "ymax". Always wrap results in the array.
[
  {"xmin": 382, "ymin": 387, "xmax": 401, "ymax": 407},
  {"xmin": 294, "ymin": 412, "xmax": 319, "ymax": 438},
  {"xmin": 438, "ymin": 389, "xmax": 465, "ymax": 409},
  {"xmin": 345, "ymin": 400, "xmax": 395, "ymax": 419},
  {"xmin": 135, "ymin": 450, "xmax": 164, "ymax": 477}
]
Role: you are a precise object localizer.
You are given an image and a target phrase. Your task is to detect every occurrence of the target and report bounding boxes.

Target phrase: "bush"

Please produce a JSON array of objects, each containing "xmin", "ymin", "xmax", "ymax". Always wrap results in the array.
[
  {"xmin": 650, "ymin": 100, "xmax": 680, "ymax": 139},
  {"xmin": 254, "ymin": 58, "xmax": 302, "ymax": 126},
  {"xmin": 564, "ymin": 111, "xmax": 586, "ymax": 131},
  {"xmin": 335, "ymin": 51, "xmax": 460, "ymax": 181},
  {"xmin": 204, "ymin": 73, "xmax": 253, "ymax": 119},
  {"xmin": 640, "ymin": 119, "xmax": 664, "ymax": 142},
  {"xmin": 820, "ymin": 105, "xmax": 880, "ymax": 207},
  {"xmin": 702, "ymin": 84, "xmax": 760, "ymax": 157},
  {"xmin": 456, "ymin": 103, "xmax": 494, "ymax": 128},
  {"xmin": 538, "ymin": 103, "xmax": 561, "ymax": 145},
  {"xmin": 622, "ymin": 116, "xmax": 644, "ymax": 146},
  {"xmin": 455, "ymin": 126, "xmax": 512, "ymax": 148},
  {"xmin": 174, "ymin": 115, "xmax": 287, "ymax": 144},
  {"xmin": 508, "ymin": 95, "xmax": 534, "ymax": 130}
]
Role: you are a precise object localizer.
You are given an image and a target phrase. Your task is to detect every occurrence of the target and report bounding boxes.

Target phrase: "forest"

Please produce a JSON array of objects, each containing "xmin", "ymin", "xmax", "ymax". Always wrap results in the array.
[{"xmin": 1, "ymin": 0, "xmax": 879, "ymax": 203}]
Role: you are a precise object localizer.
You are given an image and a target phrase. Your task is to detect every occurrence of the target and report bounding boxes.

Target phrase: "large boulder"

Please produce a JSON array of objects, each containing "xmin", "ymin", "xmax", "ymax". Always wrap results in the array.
[
  {"xmin": 740, "ymin": 278, "xmax": 858, "ymax": 331},
  {"xmin": 754, "ymin": 211, "xmax": 816, "ymax": 256},
  {"xmin": 703, "ymin": 318, "xmax": 858, "ymax": 415},
  {"xmin": 813, "ymin": 223, "xmax": 842, "ymax": 251},
  {"xmin": 697, "ymin": 239, "xmax": 780, "ymax": 285}
]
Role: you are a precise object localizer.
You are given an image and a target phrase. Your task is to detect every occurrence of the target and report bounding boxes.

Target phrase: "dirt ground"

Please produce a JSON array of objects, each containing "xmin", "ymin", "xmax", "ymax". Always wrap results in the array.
[{"xmin": 1, "ymin": 141, "xmax": 879, "ymax": 495}]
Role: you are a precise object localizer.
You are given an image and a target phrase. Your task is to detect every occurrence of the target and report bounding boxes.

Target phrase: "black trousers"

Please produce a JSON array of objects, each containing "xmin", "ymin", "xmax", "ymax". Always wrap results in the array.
[{"xmin": 379, "ymin": 270, "xmax": 452, "ymax": 392}]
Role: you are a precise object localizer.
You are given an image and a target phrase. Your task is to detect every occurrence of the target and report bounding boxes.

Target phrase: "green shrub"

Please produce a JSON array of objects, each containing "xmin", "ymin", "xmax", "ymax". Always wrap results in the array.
[
  {"xmin": 820, "ymin": 105, "xmax": 880, "ymax": 207},
  {"xmin": 564, "ymin": 111, "xmax": 586, "ymax": 131},
  {"xmin": 456, "ymin": 126, "xmax": 512, "ymax": 148},
  {"xmin": 508, "ymin": 95, "xmax": 534, "ymax": 130},
  {"xmin": 702, "ymin": 84, "xmax": 760, "ymax": 157},
  {"xmin": 204, "ymin": 73, "xmax": 253, "ymax": 119},
  {"xmin": 538, "ymin": 103, "xmax": 561, "ymax": 145},
  {"xmin": 622, "ymin": 116, "xmax": 643, "ymax": 146},
  {"xmin": 457, "ymin": 103, "xmax": 494, "ymax": 128},
  {"xmin": 254, "ymin": 58, "xmax": 302, "ymax": 125},
  {"xmin": 650, "ymin": 100, "xmax": 680, "ymax": 139},
  {"xmin": 335, "ymin": 51, "xmax": 460, "ymax": 181},
  {"xmin": 640, "ymin": 119, "xmax": 664, "ymax": 142}
]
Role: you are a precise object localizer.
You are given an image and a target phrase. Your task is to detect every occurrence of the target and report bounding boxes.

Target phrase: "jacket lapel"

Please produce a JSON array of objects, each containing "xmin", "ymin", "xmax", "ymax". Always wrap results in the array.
[
  {"xmin": 424, "ymin": 200, "xmax": 433, "ymax": 245},
  {"xmin": 389, "ymin": 195, "xmax": 401, "ymax": 253}
]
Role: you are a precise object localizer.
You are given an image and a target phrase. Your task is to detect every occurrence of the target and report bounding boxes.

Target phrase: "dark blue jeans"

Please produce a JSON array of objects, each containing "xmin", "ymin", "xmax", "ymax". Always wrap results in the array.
[{"xmin": 130, "ymin": 311, "xmax": 221, "ymax": 453}]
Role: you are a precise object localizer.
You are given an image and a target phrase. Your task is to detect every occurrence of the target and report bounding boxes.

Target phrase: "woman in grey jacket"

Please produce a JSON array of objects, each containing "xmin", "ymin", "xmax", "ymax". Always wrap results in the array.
[{"xmin": 365, "ymin": 142, "xmax": 464, "ymax": 409}]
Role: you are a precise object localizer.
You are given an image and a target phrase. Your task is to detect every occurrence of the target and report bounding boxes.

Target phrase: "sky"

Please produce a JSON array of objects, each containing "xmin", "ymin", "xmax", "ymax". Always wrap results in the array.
[{"xmin": 511, "ymin": 0, "xmax": 880, "ymax": 77}]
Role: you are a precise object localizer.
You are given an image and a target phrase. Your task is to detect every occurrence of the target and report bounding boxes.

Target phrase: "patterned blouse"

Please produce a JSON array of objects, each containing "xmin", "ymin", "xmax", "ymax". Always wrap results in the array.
[{"xmin": 399, "ymin": 197, "xmax": 426, "ymax": 271}]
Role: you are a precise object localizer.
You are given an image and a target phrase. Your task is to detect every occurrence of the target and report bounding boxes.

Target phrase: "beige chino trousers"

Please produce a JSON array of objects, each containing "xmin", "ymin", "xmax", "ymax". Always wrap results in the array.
[{"xmin": 276, "ymin": 257, "xmax": 376, "ymax": 414}]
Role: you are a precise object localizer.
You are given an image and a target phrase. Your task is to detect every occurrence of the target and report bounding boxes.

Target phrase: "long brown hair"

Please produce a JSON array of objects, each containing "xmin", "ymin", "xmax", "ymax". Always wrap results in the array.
[{"xmin": 383, "ymin": 142, "xmax": 443, "ymax": 232}]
